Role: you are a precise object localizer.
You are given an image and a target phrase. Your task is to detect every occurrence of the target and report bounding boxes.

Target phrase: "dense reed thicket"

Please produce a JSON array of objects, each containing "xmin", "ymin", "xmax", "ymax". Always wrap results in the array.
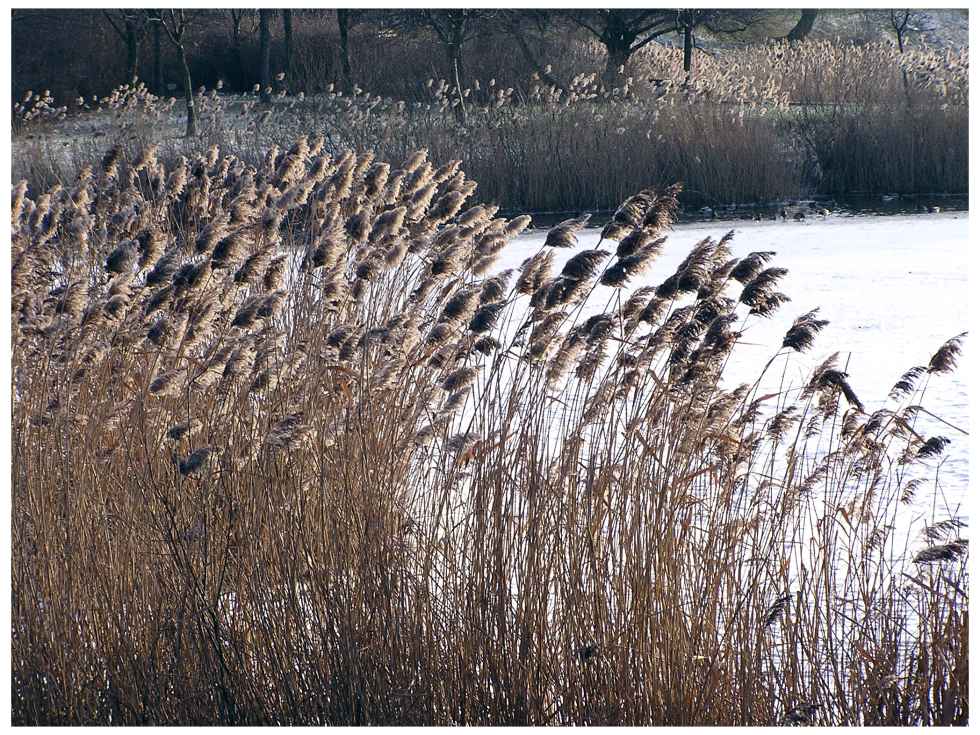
[
  {"xmin": 11, "ymin": 141, "xmax": 968, "ymax": 724},
  {"xmin": 12, "ymin": 38, "xmax": 968, "ymax": 210}
]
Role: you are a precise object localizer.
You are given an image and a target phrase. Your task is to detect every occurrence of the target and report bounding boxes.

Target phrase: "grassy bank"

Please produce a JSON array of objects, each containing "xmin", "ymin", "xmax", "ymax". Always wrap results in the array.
[
  {"xmin": 11, "ymin": 140, "xmax": 968, "ymax": 724},
  {"xmin": 11, "ymin": 39, "xmax": 968, "ymax": 211}
]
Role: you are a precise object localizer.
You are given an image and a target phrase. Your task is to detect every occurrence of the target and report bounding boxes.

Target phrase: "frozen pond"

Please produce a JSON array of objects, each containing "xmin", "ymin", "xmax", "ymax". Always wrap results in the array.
[{"xmin": 498, "ymin": 212, "xmax": 970, "ymax": 517}]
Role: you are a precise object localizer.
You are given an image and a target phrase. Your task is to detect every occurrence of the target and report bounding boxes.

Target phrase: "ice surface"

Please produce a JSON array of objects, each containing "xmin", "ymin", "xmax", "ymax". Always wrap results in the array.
[{"xmin": 496, "ymin": 212, "xmax": 970, "ymax": 513}]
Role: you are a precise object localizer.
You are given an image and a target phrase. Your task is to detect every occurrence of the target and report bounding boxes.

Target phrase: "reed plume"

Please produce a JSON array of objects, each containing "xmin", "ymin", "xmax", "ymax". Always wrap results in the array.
[{"xmin": 10, "ymin": 147, "xmax": 966, "ymax": 728}]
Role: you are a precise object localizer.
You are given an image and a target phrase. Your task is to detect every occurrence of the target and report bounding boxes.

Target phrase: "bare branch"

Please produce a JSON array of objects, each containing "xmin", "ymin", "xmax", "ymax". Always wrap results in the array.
[{"xmin": 102, "ymin": 10, "xmax": 126, "ymax": 40}]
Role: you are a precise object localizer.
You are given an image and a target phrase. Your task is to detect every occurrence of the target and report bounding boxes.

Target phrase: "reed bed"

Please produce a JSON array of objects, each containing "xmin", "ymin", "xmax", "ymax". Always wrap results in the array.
[
  {"xmin": 10, "ymin": 142, "xmax": 968, "ymax": 725},
  {"xmin": 12, "ymin": 37, "xmax": 968, "ymax": 210}
]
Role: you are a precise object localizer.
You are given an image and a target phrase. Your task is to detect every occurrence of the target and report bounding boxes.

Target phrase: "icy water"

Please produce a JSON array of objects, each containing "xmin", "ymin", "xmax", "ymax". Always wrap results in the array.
[
  {"xmin": 518, "ymin": 196, "xmax": 969, "ymax": 228},
  {"xmin": 497, "ymin": 212, "xmax": 970, "ymax": 518}
]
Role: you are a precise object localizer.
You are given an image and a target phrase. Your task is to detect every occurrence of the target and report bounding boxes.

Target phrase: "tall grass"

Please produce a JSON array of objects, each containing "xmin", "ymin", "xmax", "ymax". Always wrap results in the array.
[
  {"xmin": 11, "ymin": 141, "xmax": 968, "ymax": 724},
  {"xmin": 12, "ymin": 38, "xmax": 968, "ymax": 210}
]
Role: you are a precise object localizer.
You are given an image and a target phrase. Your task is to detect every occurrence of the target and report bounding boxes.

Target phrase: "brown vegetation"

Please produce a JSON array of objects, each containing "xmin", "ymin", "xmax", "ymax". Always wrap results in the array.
[
  {"xmin": 12, "ymin": 36, "xmax": 968, "ymax": 211},
  {"xmin": 10, "ymin": 141, "xmax": 968, "ymax": 725}
]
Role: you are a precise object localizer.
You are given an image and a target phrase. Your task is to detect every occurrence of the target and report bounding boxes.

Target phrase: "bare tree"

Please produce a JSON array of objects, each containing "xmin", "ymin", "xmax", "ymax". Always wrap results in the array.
[
  {"xmin": 681, "ymin": 10, "xmax": 768, "ymax": 74},
  {"xmin": 412, "ymin": 10, "xmax": 495, "ymax": 122},
  {"xmin": 786, "ymin": 10, "xmax": 819, "ymax": 43},
  {"xmin": 103, "ymin": 10, "xmax": 147, "ymax": 84},
  {"xmin": 336, "ymin": 10, "xmax": 357, "ymax": 94},
  {"xmin": 228, "ymin": 10, "xmax": 256, "ymax": 92},
  {"xmin": 420, "ymin": 10, "xmax": 488, "ymax": 84},
  {"xmin": 890, "ymin": 10, "xmax": 913, "ymax": 53},
  {"xmin": 258, "ymin": 9, "xmax": 273, "ymax": 103},
  {"xmin": 566, "ymin": 11, "xmax": 677, "ymax": 87},
  {"xmin": 678, "ymin": 10, "xmax": 698, "ymax": 74},
  {"xmin": 149, "ymin": 10, "xmax": 163, "ymax": 93},
  {"xmin": 499, "ymin": 10, "xmax": 562, "ymax": 89},
  {"xmin": 889, "ymin": 10, "xmax": 934, "ymax": 94},
  {"xmin": 282, "ymin": 9, "xmax": 293, "ymax": 83},
  {"xmin": 157, "ymin": 10, "xmax": 196, "ymax": 136}
]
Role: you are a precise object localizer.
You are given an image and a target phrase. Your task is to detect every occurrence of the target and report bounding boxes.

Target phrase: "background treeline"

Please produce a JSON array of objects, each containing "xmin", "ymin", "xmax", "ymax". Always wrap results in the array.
[
  {"xmin": 10, "ymin": 9, "xmax": 968, "ymax": 104},
  {"xmin": 10, "ymin": 9, "xmax": 970, "ymax": 210}
]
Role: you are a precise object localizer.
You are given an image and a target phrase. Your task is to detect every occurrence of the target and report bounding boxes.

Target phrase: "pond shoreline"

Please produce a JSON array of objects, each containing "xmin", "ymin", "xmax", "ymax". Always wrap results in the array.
[{"xmin": 503, "ymin": 196, "xmax": 969, "ymax": 229}]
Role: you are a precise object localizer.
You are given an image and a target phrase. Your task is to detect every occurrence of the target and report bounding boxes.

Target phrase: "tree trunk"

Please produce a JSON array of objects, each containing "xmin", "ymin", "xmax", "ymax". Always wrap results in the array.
[
  {"xmin": 230, "ymin": 11, "xmax": 245, "ymax": 92},
  {"xmin": 445, "ymin": 42, "xmax": 467, "ymax": 123},
  {"xmin": 177, "ymin": 44, "xmax": 196, "ymax": 136},
  {"xmin": 509, "ymin": 23, "xmax": 561, "ymax": 89},
  {"xmin": 125, "ymin": 21, "xmax": 140, "ymax": 83},
  {"xmin": 259, "ymin": 9, "xmax": 273, "ymax": 103},
  {"xmin": 602, "ymin": 44, "xmax": 630, "ymax": 89},
  {"xmin": 683, "ymin": 25, "xmax": 694, "ymax": 73},
  {"xmin": 893, "ymin": 12, "xmax": 910, "ymax": 96},
  {"xmin": 337, "ymin": 10, "xmax": 353, "ymax": 94},
  {"xmin": 452, "ymin": 54, "xmax": 467, "ymax": 124},
  {"xmin": 152, "ymin": 17, "xmax": 162, "ymax": 93},
  {"xmin": 104, "ymin": 11, "xmax": 143, "ymax": 85},
  {"xmin": 895, "ymin": 21, "xmax": 907, "ymax": 53},
  {"xmin": 445, "ymin": 39, "xmax": 465, "ymax": 86},
  {"xmin": 282, "ymin": 9, "xmax": 293, "ymax": 83},
  {"xmin": 787, "ymin": 10, "xmax": 818, "ymax": 43}
]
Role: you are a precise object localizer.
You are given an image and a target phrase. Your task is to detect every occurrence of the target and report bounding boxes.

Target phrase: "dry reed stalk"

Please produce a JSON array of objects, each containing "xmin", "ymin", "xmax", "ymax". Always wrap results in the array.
[{"xmin": 10, "ymin": 145, "xmax": 968, "ymax": 727}]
